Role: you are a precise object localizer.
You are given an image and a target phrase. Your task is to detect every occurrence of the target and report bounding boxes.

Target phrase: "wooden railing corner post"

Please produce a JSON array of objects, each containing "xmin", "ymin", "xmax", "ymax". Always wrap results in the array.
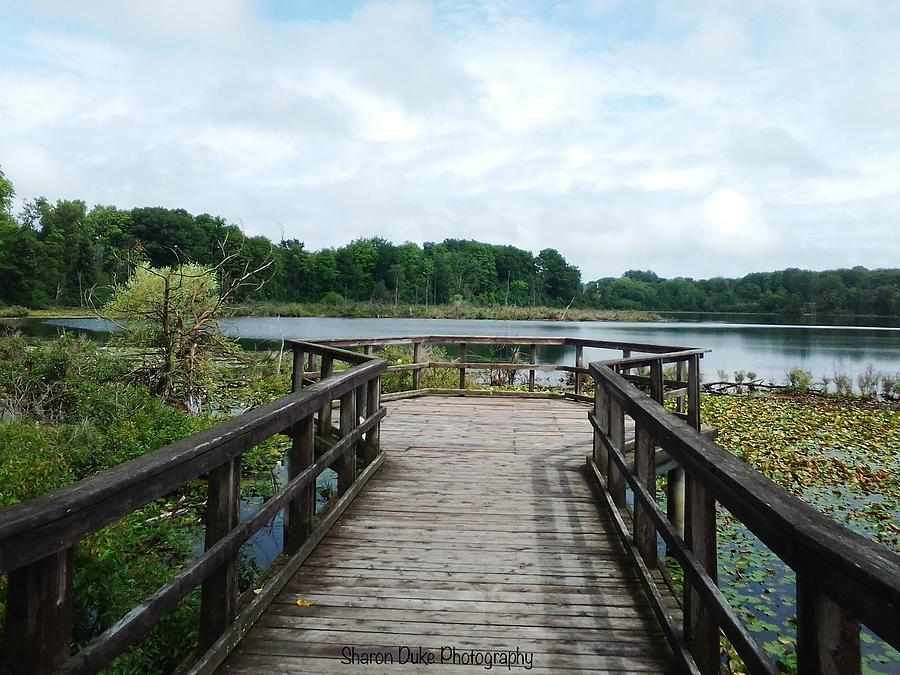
[{"xmin": 1, "ymin": 547, "xmax": 74, "ymax": 674}]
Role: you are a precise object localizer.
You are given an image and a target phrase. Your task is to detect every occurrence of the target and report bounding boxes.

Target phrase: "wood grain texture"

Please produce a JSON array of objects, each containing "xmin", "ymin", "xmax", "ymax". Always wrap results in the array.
[{"xmin": 218, "ymin": 397, "xmax": 676, "ymax": 673}]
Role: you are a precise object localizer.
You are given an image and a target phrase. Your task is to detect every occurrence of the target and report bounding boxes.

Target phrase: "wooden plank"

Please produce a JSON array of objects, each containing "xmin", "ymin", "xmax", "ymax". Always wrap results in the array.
[
  {"xmin": 217, "ymin": 396, "xmax": 678, "ymax": 674},
  {"xmin": 189, "ymin": 453, "xmax": 386, "ymax": 675}
]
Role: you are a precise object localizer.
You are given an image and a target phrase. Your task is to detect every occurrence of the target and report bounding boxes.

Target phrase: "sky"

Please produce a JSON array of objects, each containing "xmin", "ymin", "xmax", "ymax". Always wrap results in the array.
[{"xmin": 1, "ymin": 0, "xmax": 898, "ymax": 280}]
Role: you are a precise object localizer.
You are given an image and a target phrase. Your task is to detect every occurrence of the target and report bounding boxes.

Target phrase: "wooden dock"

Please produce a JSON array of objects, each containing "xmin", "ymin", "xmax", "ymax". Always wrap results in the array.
[
  {"xmin": 2, "ymin": 336, "xmax": 897, "ymax": 675},
  {"xmin": 220, "ymin": 397, "xmax": 673, "ymax": 673}
]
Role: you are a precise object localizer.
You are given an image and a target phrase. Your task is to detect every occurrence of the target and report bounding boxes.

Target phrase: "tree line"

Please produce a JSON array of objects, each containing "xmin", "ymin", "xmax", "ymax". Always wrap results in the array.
[
  {"xmin": 1, "ymin": 167, "xmax": 898, "ymax": 315},
  {"xmin": 585, "ymin": 268, "xmax": 900, "ymax": 316}
]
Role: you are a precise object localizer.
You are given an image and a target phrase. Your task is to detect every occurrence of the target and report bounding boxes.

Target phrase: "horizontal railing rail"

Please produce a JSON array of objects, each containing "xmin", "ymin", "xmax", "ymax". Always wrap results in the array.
[
  {"xmin": 588, "ymin": 359, "xmax": 900, "ymax": 674},
  {"xmin": 0, "ymin": 341, "xmax": 387, "ymax": 675},
  {"xmin": 311, "ymin": 335, "xmax": 708, "ymax": 402}
]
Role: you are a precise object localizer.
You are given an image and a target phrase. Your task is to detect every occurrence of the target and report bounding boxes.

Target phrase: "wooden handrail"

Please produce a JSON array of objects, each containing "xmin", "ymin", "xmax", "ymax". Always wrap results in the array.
[
  {"xmin": 588, "ymin": 361, "xmax": 900, "ymax": 674},
  {"xmin": 309, "ymin": 336, "xmax": 706, "ymax": 403},
  {"xmin": 0, "ymin": 341, "xmax": 387, "ymax": 674}
]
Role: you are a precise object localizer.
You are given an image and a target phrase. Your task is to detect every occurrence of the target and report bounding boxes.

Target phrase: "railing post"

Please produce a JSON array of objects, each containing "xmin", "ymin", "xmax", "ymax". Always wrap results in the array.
[
  {"xmin": 608, "ymin": 397, "xmax": 626, "ymax": 506},
  {"xmin": 364, "ymin": 375, "xmax": 381, "ymax": 463},
  {"xmin": 200, "ymin": 456, "xmax": 240, "ymax": 649},
  {"xmin": 633, "ymin": 424, "xmax": 657, "ymax": 568},
  {"xmin": 318, "ymin": 353, "xmax": 334, "ymax": 435},
  {"xmin": 574, "ymin": 345, "xmax": 584, "ymax": 395},
  {"xmin": 291, "ymin": 344, "xmax": 305, "ymax": 393},
  {"xmin": 593, "ymin": 378, "xmax": 610, "ymax": 475},
  {"xmin": 676, "ymin": 360, "xmax": 686, "ymax": 414},
  {"xmin": 338, "ymin": 389, "xmax": 357, "ymax": 494},
  {"xmin": 411, "ymin": 341, "xmax": 422, "ymax": 390},
  {"xmin": 458, "ymin": 343, "xmax": 466, "ymax": 390},
  {"xmin": 688, "ymin": 353, "xmax": 701, "ymax": 430},
  {"xmin": 650, "ymin": 359, "xmax": 663, "ymax": 403},
  {"xmin": 529, "ymin": 344, "xmax": 537, "ymax": 392},
  {"xmin": 355, "ymin": 379, "xmax": 367, "ymax": 464},
  {"xmin": 1, "ymin": 548, "xmax": 74, "ymax": 674},
  {"xmin": 284, "ymin": 414, "xmax": 315, "ymax": 554},
  {"xmin": 684, "ymin": 473, "xmax": 718, "ymax": 674},
  {"xmin": 797, "ymin": 579, "xmax": 861, "ymax": 675},
  {"xmin": 667, "ymin": 355, "xmax": 696, "ymax": 553},
  {"xmin": 622, "ymin": 349, "xmax": 632, "ymax": 376}
]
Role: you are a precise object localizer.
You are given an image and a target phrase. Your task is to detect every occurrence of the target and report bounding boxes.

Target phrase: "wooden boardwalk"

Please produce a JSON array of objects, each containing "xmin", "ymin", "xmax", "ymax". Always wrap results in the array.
[{"xmin": 220, "ymin": 397, "xmax": 674, "ymax": 673}]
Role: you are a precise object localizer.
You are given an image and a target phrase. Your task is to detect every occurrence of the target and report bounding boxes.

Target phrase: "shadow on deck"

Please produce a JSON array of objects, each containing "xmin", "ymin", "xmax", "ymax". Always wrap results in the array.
[{"xmin": 219, "ymin": 397, "xmax": 674, "ymax": 674}]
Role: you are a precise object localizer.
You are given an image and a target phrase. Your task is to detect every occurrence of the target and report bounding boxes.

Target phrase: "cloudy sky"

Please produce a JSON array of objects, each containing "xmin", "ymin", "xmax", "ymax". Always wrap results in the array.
[{"xmin": 1, "ymin": 0, "xmax": 898, "ymax": 280}]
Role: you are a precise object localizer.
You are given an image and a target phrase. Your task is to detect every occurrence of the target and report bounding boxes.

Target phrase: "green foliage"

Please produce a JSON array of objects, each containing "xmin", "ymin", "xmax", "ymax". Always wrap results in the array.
[
  {"xmin": 378, "ymin": 344, "xmax": 459, "ymax": 392},
  {"xmin": 705, "ymin": 393, "xmax": 900, "ymax": 672},
  {"xmin": 320, "ymin": 290, "xmax": 345, "ymax": 306},
  {"xmin": 0, "ymin": 305, "xmax": 28, "ymax": 318},
  {"xmin": 785, "ymin": 368, "xmax": 813, "ymax": 392},
  {"xmin": 0, "ymin": 336, "xmax": 216, "ymax": 670},
  {"xmin": 3, "ymin": 163, "xmax": 894, "ymax": 316},
  {"xmin": 0, "ymin": 169, "xmax": 585, "ymax": 310},
  {"xmin": 0, "ymin": 334, "xmax": 126, "ymax": 421},
  {"xmin": 0, "ymin": 421, "xmax": 75, "ymax": 507},
  {"xmin": 585, "ymin": 266, "xmax": 900, "ymax": 316},
  {"xmin": 104, "ymin": 262, "xmax": 241, "ymax": 403}
]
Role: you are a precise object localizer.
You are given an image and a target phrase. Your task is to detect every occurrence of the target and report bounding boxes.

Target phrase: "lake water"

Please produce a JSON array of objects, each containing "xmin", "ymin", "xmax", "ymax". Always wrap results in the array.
[{"xmin": 19, "ymin": 314, "xmax": 900, "ymax": 387}]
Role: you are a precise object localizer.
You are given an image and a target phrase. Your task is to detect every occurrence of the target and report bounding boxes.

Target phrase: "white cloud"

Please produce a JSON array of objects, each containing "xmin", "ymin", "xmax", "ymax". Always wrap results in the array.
[{"xmin": 0, "ymin": 0, "xmax": 898, "ymax": 279}]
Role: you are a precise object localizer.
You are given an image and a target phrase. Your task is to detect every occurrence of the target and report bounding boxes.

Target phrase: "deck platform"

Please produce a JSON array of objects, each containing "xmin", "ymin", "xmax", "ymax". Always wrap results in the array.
[{"xmin": 219, "ymin": 397, "xmax": 674, "ymax": 673}]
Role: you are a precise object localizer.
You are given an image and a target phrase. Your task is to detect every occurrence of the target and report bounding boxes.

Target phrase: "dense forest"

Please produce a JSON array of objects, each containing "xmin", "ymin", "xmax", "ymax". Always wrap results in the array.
[{"xmin": 1, "ymin": 168, "xmax": 898, "ymax": 315}]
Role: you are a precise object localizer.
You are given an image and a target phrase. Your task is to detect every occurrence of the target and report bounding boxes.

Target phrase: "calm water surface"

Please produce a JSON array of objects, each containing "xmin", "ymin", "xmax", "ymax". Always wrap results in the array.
[{"xmin": 24, "ymin": 314, "xmax": 900, "ymax": 385}]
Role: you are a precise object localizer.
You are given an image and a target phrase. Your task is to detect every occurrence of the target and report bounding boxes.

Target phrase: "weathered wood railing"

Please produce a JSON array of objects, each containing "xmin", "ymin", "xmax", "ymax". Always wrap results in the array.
[
  {"xmin": 316, "ymin": 335, "xmax": 704, "ymax": 402},
  {"xmin": 588, "ymin": 356, "xmax": 900, "ymax": 674},
  {"xmin": 0, "ymin": 341, "xmax": 386, "ymax": 674}
]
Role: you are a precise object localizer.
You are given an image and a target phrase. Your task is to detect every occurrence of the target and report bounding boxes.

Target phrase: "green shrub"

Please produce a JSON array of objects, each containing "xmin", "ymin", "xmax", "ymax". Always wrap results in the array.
[
  {"xmin": 320, "ymin": 291, "xmax": 345, "ymax": 306},
  {"xmin": 378, "ymin": 344, "xmax": 458, "ymax": 393},
  {"xmin": 786, "ymin": 368, "xmax": 813, "ymax": 392},
  {"xmin": 0, "ymin": 305, "xmax": 28, "ymax": 318},
  {"xmin": 0, "ymin": 422, "xmax": 74, "ymax": 508}
]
